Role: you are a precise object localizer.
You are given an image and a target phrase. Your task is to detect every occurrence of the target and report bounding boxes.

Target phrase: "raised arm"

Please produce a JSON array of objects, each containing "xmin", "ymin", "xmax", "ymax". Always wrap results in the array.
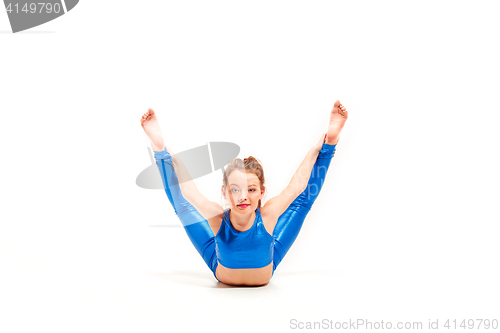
[
  {"xmin": 262, "ymin": 100, "xmax": 348, "ymax": 225},
  {"xmin": 170, "ymin": 153, "xmax": 224, "ymax": 222},
  {"xmin": 263, "ymin": 133, "xmax": 327, "ymax": 219},
  {"xmin": 141, "ymin": 108, "xmax": 223, "ymax": 224}
]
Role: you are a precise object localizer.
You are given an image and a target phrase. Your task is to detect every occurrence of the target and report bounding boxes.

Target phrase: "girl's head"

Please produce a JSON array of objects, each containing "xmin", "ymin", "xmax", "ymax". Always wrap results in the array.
[{"xmin": 221, "ymin": 156, "xmax": 265, "ymax": 213}]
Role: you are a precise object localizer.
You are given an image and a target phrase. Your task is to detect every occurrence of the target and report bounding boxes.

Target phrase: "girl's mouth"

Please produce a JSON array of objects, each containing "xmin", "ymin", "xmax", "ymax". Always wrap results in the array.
[{"xmin": 237, "ymin": 204, "xmax": 250, "ymax": 208}]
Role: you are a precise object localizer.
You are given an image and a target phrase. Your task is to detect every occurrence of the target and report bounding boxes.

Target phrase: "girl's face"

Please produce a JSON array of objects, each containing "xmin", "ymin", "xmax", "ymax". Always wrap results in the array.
[{"xmin": 222, "ymin": 170, "xmax": 265, "ymax": 213}]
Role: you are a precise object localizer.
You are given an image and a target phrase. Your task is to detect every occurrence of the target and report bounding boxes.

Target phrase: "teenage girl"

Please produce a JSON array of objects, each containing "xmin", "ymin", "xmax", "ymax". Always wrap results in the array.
[{"xmin": 140, "ymin": 101, "xmax": 348, "ymax": 286}]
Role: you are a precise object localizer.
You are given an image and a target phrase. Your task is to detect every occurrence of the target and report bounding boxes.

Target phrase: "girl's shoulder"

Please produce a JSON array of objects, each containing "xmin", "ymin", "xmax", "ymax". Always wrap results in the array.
[
  {"xmin": 259, "ymin": 206, "xmax": 278, "ymax": 236},
  {"xmin": 208, "ymin": 210, "xmax": 225, "ymax": 237}
]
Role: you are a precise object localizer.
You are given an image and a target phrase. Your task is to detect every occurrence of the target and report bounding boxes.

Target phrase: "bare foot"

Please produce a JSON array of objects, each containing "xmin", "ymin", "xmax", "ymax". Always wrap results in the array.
[
  {"xmin": 141, "ymin": 108, "xmax": 165, "ymax": 152},
  {"xmin": 326, "ymin": 100, "xmax": 348, "ymax": 145}
]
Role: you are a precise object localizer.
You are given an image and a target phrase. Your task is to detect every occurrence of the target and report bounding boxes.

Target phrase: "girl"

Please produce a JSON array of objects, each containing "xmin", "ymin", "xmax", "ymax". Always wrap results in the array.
[{"xmin": 140, "ymin": 101, "xmax": 348, "ymax": 286}]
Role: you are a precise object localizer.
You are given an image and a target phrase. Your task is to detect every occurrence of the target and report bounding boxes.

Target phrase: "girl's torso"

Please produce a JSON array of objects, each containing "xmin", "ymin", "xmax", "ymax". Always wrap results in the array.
[{"xmin": 209, "ymin": 207, "xmax": 278, "ymax": 286}]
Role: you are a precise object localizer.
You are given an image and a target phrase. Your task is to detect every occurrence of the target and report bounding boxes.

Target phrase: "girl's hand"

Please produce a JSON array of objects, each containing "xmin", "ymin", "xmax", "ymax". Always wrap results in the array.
[{"xmin": 313, "ymin": 133, "xmax": 327, "ymax": 153}]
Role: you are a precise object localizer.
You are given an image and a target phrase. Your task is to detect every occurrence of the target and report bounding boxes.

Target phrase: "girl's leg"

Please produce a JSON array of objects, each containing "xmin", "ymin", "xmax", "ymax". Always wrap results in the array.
[
  {"xmin": 272, "ymin": 143, "xmax": 336, "ymax": 273},
  {"xmin": 154, "ymin": 147, "xmax": 219, "ymax": 279}
]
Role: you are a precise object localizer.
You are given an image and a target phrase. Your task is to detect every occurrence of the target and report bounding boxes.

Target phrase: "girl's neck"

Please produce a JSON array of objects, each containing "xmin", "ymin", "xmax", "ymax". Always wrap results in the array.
[{"xmin": 229, "ymin": 209, "xmax": 256, "ymax": 232}]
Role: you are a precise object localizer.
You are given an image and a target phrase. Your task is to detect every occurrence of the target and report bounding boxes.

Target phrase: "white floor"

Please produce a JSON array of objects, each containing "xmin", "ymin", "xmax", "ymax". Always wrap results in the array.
[{"xmin": 2, "ymin": 209, "xmax": 499, "ymax": 332}]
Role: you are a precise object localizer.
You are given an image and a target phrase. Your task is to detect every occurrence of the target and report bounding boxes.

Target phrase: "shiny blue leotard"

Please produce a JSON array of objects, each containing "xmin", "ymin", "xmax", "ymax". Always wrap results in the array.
[
  {"xmin": 153, "ymin": 143, "xmax": 336, "ymax": 281},
  {"xmin": 215, "ymin": 207, "xmax": 274, "ymax": 269}
]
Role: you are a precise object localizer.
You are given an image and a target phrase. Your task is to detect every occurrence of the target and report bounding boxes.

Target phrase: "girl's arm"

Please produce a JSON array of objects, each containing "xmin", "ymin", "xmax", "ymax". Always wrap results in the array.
[
  {"xmin": 263, "ymin": 133, "xmax": 327, "ymax": 218},
  {"xmin": 170, "ymin": 153, "xmax": 224, "ymax": 223}
]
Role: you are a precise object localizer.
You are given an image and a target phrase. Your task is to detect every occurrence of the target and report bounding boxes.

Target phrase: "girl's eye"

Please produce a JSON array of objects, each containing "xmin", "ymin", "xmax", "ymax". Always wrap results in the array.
[
  {"xmin": 249, "ymin": 189, "xmax": 255, "ymax": 192},
  {"xmin": 231, "ymin": 189, "xmax": 239, "ymax": 193}
]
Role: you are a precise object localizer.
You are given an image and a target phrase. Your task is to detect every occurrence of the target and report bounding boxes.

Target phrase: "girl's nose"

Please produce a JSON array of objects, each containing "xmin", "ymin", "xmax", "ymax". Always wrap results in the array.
[{"xmin": 239, "ymin": 191, "xmax": 248, "ymax": 201}]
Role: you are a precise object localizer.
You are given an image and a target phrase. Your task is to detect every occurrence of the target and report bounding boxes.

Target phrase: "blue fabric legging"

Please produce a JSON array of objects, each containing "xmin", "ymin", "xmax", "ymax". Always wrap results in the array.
[{"xmin": 154, "ymin": 143, "xmax": 336, "ymax": 281}]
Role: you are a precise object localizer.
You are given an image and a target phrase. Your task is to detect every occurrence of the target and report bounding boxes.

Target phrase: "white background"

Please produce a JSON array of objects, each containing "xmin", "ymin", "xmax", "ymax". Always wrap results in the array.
[{"xmin": 1, "ymin": 1, "xmax": 499, "ymax": 332}]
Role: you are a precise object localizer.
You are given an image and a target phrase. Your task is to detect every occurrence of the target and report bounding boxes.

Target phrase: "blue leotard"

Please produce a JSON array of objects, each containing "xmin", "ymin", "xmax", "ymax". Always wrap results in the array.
[
  {"xmin": 215, "ymin": 207, "xmax": 274, "ymax": 269},
  {"xmin": 153, "ymin": 142, "xmax": 336, "ymax": 281}
]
